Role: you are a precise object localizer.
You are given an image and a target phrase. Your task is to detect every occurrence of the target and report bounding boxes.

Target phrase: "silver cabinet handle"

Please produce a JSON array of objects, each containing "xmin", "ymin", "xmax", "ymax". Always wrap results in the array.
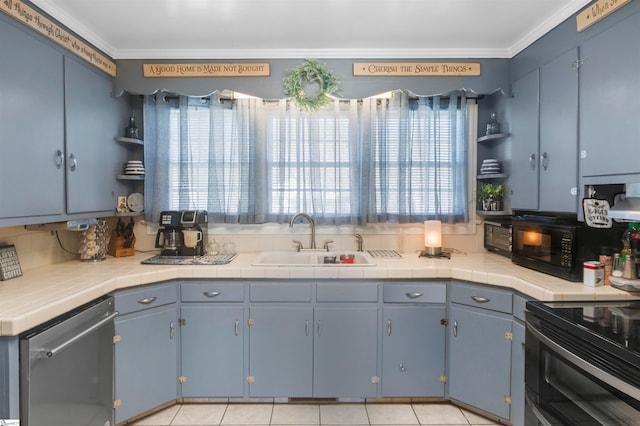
[
  {"xmin": 399, "ymin": 363, "xmax": 406, "ymax": 372},
  {"xmin": 406, "ymin": 292, "xmax": 423, "ymax": 299},
  {"xmin": 235, "ymin": 320, "xmax": 239, "ymax": 336},
  {"xmin": 529, "ymin": 153, "xmax": 536, "ymax": 170},
  {"xmin": 170, "ymin": 321, "xmax": 175, "ymax": 340},
  {"xmin": 305, "ymin": 320, "xmax": 309, "ymax": 336},
  {"xmin": 42, "ymin": 311, "xmax": 119, "ymax": 358},
  {"xmin": 68, "ymin": 153, "xmax": 77, "ymax": 171},
  {"xmin": 137, "ymin": 296, "xmax": 157, "ymax": 305},
  {"xmin": 471, "ymin": 295, "xmax": 490, "ymax": 304},
  {"xmin": 540, "ymin": 152, "xmax": 548, "ymax": 171},
  {"xmin": 317, "ymin": 320, "xmax": 322, "ymax": 336},
  {"xmin": 203, "ymin": 291, "xmax": 221, "ymax": 298},
  {"xmin": 387, "ymin": 320, "xmax": 392, "ymax": 336},
  {"xmin": 54, "ymin": 150, "xmax": 64, "ymax": 169},
  {"xmin": 453, "ymin": 320, "xmax": 458, "ymax": 337}
]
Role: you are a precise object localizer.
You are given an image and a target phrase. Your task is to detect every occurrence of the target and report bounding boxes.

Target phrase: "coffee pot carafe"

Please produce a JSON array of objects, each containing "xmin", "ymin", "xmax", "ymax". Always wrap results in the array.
[{"xmin": 155, "ymin": 228, "xmax": 184, "ymax": 255}]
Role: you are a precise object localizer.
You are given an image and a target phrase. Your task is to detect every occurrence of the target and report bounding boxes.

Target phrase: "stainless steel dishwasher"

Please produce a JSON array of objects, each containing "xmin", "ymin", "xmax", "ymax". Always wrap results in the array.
[{"xmin": 19, "ymin": 295, "xmax": 117, "ymax": 426}]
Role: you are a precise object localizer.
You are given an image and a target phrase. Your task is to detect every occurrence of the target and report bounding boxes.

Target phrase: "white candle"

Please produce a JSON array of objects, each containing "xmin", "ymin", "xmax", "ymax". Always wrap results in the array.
[{"xmin": 424, "ymin": 220, "xmax": 442, "ymax": 249}]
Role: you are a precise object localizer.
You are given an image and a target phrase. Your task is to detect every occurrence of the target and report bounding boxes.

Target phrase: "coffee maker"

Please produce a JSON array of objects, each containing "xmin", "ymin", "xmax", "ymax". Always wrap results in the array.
[{"xmin": 155, "ymin": 210, "xmax": 208, "ymax": 256}]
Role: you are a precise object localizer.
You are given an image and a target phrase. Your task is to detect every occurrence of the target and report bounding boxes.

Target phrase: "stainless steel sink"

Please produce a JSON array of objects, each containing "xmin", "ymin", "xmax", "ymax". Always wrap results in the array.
[{"xmin": 252, "ymin": 251, "xmax": 376, "ymax": 267}]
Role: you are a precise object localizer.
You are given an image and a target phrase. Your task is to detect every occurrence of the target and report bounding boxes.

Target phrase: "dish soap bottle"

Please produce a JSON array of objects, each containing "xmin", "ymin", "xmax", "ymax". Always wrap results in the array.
[{"xmin": 621, "ymin": 222, "xmax": 639, "ymax": 264}]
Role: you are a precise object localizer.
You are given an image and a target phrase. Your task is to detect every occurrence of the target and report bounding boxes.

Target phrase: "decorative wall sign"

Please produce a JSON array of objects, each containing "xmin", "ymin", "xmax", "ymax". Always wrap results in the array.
[
  {"xmin": 353, "ymin": 62, "xmax": 481, "ymax": 77},
  {"xmin": 0, "ymin": 0, "xmax": 116, "ymax": 76},
  {"xmin": 0, "ymin": 245, "xmax": 22, "ymax": 281},
  {"xmin": 143, "ymin": 63, "xmax": 270, "ymax": 78},
  {"xmin": 576, "ymin": 0, "xmax": 632, "ymax": 32}
]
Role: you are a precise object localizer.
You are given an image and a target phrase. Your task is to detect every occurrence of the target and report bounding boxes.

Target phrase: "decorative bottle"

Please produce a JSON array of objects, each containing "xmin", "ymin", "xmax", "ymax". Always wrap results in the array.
[
  {"xmin": 485, "ymin": 112, "xmax": 501, "ymax": 135},
  {"xmin": 125, "ymin": 116, "xmax": 139, "ymax": 139}
]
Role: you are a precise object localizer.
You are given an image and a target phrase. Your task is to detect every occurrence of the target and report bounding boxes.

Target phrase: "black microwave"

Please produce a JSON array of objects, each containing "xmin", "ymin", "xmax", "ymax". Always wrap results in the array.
[{"xmin": 511, "ymin": 213, "xmax": 623, "ymax": 282}]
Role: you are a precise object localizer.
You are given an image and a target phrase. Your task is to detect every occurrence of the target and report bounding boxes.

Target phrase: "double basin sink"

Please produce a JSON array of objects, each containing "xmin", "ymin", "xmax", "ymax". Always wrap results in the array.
[{"xmin": 252, "ymin": 251, "xmax": 376, "ymax": 267}]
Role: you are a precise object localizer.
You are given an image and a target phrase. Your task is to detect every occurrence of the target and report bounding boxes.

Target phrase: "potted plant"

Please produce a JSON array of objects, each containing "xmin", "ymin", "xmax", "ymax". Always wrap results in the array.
[
  {"xmin": 479, "ymin": 183, "xmax": 493, "ymax": 211},
  {"xmin": 491, "ymin": 183, "xmax": 505, "ymax": 211},
  {"xmin": 479, "ymin": 183, "xmax": 506, "ymax": 211}
]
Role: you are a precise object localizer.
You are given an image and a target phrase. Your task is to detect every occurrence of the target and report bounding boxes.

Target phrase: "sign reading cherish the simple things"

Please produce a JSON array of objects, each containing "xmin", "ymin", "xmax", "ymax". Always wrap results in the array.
[
  {"xmin": 0, "ymin": 0, "xmax": 116, "ymax": 76},
  {"xmin": 143, "ymin": 63, "xmax": 270, "ymax": 78},
  {"xmin": 353, "ymin": 62, "xmax": 481, "ymax": 77}
]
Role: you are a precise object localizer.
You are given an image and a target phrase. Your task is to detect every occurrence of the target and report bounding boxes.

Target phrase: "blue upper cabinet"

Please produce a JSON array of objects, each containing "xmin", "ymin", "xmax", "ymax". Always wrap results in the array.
[
  {"xmin": 510, "ymin": 69, "xmax": 540, "ymax": 211},
  {"xmin": 509, "ymin": 48, "xmax": 579, "ymax": 213},
  {"xmin": 64, "ymin": 56, "xmax": 128, "ymax": 215},
  {"xmin": 0, "ymin": 21, "xmax": 65, "ymax": 220},
  {"xmin": 538, "ymin": 48, "xmax": 579, "ymax": 213},
  {"xmin": 0, "ymin": 16, "xmax": 128, "ymax": 226},
  {"xmin": 579, "ymin": 11, "xmax": 640, "ymax": 181}
]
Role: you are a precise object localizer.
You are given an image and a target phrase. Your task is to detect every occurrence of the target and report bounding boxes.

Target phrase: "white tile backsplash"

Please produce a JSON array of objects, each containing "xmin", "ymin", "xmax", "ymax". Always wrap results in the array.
[{"xmin": 0, "ymin": 219, "xmax": 486, "ymax": 271}]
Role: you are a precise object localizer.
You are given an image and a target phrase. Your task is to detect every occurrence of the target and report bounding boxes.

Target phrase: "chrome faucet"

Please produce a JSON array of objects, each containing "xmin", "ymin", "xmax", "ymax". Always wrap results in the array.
[
  {"xmin": 355, "ymin": 234, "xmax": 363, "ymax": 252},
  {"xmin": 289, "ymin": 212, "xmax": 316, "ymax": 249}
]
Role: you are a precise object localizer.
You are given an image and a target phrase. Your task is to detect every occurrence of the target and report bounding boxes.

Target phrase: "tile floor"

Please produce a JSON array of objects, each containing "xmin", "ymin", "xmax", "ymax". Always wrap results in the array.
[{"xmin": 131, "ymin": 402, "xmax": 502, "ymax": 425}]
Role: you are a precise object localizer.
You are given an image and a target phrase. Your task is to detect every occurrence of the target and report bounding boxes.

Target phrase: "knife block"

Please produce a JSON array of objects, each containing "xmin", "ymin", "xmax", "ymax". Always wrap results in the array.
[{"xmin": 107, "ymin": 230, "xmax": 136, "ymax": 257}]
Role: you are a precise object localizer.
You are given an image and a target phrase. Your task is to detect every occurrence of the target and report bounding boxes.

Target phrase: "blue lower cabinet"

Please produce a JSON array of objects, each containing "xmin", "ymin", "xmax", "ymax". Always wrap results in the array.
[
  {"xmin": 448, "ymin": 305, "xmax": 512, "ymax": 420},
  {"xmin": 248, "ymin": 306, "xmax": 313, "ymax": 397},
  {"xmin": 114, "ymin": 304, "xmax": 178, "ymax": 423},
  {"xmin": 313, "ymin": 306, "xmax": 378, "ymax": 397},
  {"xmin": 510, "ymin": 320, "xmax": 526, "ymax": 425},
  {"xmin": 180, "ymin": 305, "xmax": 245, "ymax": 397},
  {"xmin": 382, "ymin": 305, "xmax": 446, "ymax": 397}
]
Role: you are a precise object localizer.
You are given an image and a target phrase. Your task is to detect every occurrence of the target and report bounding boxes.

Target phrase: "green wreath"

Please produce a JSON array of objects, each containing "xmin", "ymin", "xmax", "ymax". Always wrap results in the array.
[{"xmin": 283, "ymin": 59, "xmax": 340, "ymax": 111}]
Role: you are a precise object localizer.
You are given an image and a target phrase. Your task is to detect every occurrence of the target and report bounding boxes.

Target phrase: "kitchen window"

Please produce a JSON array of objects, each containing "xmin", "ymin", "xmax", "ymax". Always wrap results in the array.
[{"xmin": 143, "ymin": 91, "xmax": 472, "ymax": 225}]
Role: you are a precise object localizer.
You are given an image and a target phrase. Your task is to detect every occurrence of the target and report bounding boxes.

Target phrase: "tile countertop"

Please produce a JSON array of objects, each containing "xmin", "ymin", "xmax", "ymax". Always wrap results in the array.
[{"xmin": 1, "ymin": 251, "xmax": 638, "ymax": 336}]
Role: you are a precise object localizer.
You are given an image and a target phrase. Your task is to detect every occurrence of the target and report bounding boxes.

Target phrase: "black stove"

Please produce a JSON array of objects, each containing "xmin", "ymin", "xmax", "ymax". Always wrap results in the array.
[
  {"xmin": 525, "ymin": 299, "xmax": 640, "ymax": 424},
  {"xmin": 527, "ymin": 300, "xmax": 640, "ymax": 362}
]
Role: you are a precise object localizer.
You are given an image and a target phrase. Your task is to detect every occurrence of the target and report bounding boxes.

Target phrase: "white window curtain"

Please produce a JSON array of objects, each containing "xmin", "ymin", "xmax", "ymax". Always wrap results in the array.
[{"xmin": 143, "ymin": 91, "xmax": 469, "ymax": 225}]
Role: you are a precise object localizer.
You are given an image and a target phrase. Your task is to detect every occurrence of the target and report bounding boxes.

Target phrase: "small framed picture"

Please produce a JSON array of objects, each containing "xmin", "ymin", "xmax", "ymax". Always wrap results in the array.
[{"xmin": 117, "ymin": 195, "xmax": 129, "ymax": 213}]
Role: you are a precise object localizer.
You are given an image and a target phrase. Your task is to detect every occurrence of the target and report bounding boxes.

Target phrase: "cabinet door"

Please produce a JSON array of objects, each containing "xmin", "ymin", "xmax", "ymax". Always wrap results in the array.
[
  {"xmin": 114, "ymin": 305, "xmax": 178, "ymax": 424},
  {"xmin": 248, "ymin": 306, "xmax": 313, "ymax": 397},
  {"xmin": 510, "ymin": 69, "xmax": 540, "ymax": 211},
  {"xmin": 449, "ymin": 305, "xmax": 512, "ymax": 420},
  {"xmin": 0, "ymin": 22, "xmax": 64, "ymax": 219},
  {"xmin": 510, "ymin": 321, "xmax": 526, "ymax": 426},
  {"xmin": 181, "ymin": 305, "xmax": 244, "ymax": 397},
  {"xmin": 580, "ymin": 12, "xmax": 640, "ymax": 178},
  {"xmin": 539, "ymin": 49, "xmax": 579, "ymax": 213},
  {"xmin": 64, "ymin": 56, "xmax": 127, "ymax": 214},
  {"xmin": 313, "ymin": 306, "xmax": 378, "ymax": 397},
  {"xmin": 382, "ymin": 306, "xmax": 445, "ymax": 397}
]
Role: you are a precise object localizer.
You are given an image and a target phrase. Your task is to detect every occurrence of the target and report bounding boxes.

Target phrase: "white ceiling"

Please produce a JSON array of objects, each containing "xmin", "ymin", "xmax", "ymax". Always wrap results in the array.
[{"xmin": 30, "ymin": 0, "xmax": 592, "ymax": 59}]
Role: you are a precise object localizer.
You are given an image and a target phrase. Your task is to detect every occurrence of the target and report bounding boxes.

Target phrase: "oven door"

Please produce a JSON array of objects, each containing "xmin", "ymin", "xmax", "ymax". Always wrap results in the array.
[{"xmin": 525, "ymin": 314, "xmax": 640, "ymax": 425}]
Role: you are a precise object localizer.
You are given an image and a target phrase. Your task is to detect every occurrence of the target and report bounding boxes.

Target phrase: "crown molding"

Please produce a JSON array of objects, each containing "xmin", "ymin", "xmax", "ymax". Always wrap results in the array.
[{"xmin": 30, "ymin": 0, "xmax": 594, "ymax": 61}]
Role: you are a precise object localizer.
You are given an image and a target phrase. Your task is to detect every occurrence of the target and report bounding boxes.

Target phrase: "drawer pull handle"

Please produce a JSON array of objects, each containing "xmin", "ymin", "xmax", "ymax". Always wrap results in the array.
[
  {"xmin": 453, "ymin": 320, "xmax": 458, "ymax": 337},
  {"xmin": 471, "ymin": 295, "xmax": 490, "ymax": 303},
  {"xmin": 305, "ymin": 320, "xmax": 310, "ymax": 336},
  {"xmin": 399, "ymin": 363, "xmax": 406, "ymax": 372},
  {"xmin": 235, "ymin": 320, "xmax": 239, "ymax": 336},
  {"xmin": 406, "ymin": 292, "xmax": 423, "ymax": 299},
  {"xmin": 387, "ymin": 320, "xmax": 392, "ymax": 336},
  {"xmin": 138, "ymin": 296, "xmax": 157, "ymax": 305},
  {"xmin": 317, "ymin": 320, "xmax": 322, "ymax": 337},
  {"xmin": 203, "ymin": 291, "xmax": 221, "ymax": 298},
  {"xmin": 170, "ymin": 322, "xmax": 175, "ymax": 340}
]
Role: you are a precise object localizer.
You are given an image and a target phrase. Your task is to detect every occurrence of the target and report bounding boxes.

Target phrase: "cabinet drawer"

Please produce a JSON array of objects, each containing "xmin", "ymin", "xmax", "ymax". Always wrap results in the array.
[
  {"xmin": 181, "ymin": 281, "xmax": 245, "ymax": 302},
  {"xmin": 383, "ymin": 282, "xmax": 446, "ymax": 303},
  {"xmin": 114, "ymin": 282, "xmax": 177, "ymax": 315},
  {"xmin": 450, "ymin": 282, "xmax": 512, "ymax": 314},
  {"xmin": 250, "ymin": 282, "xmax": 312, "ymax": 302},
  {"xmin": 513, "ymin": 293, "xmax": 528, "ymax": 322},
  {"xmin": 316, "ymin": 282, "xmax": 378, "ymax": 302}
]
